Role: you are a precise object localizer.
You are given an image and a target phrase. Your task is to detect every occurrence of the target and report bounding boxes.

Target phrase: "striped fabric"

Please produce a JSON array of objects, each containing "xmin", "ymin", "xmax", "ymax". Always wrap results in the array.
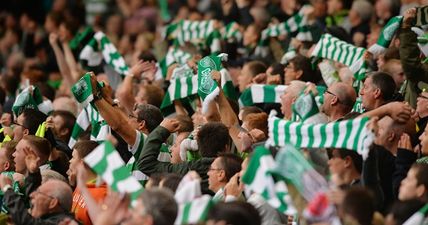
[
  {"xmin": 416, "ymin": 6, "xmax": 428, "ymax": 26},
  {"xmin": 175, "ymin": 195, "xmax": 214, "ymax": 225},
  {"xmin": 84, "ymin": 141, "xmax": 144, "ymax": 201},
  {"xmin": 176, "ymin": 20, "xmax": 222, "ymax": 53},
  {"xmin": 368, "ymin": 16, "xmax": 402, "ymax": 57},
  {"xmin": 160, "ymin": 75, "xmax": 198, "ymax": 111},
  {"xmin": 68, "ymin": 104, "xmax": 111, "ymax": 148},
  {"xmin": 12, "ymin": 86, "xmax": 53, "ymax": 117},
  {"xmin": 311, "ymin": 33, "xmax": 366, "ymax": 67},
  {"xmin": 239, "ymin": 85, "xmax": 287, "ymax": 107},
  {"xmin": 159, "ymin": 47, "xmax": 192, "ymax": 78},
  {"xmin": 222, "ymin": 22, "xmax": 242, "ymax": 42},
  {"xmin": 403, "ymin": 203, "xmax": 428, "ymax": 225},
  {"xmin": 242, "ymin": 146, "xmax": 297, "ymax": 215},
  {"xmin": 267, "ymin": 115, "xmax": 374, "ymax": 159},
  {"xmin": 255, "ymin": 5, "xmax": 313, "ymax": 57}
]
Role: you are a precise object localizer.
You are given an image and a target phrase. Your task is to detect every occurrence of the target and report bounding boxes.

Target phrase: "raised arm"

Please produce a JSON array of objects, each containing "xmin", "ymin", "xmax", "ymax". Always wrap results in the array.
[
  {"xmin": 90, "ymin": 73, "xmax": 137, "ymax": 146},
  {"xmin": 49, "ymin": 33, "xmax": 73, "ymax": 88}
]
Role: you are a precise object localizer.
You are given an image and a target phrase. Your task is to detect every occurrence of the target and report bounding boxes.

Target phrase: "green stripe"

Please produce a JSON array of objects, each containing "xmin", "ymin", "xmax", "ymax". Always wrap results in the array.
[
  {"xmin": 307, "ymin": 125, "xmax": 315, "ymax": 148},
  {"xmin": 264, "ymin": 86, "xmax": 275, "ymax": 102},
  {"xmin": 294, "ymin": 123, "xmax": 303, "ymax": 147},
  {"xmin": 342, "ymin": 119, "xmax": 354, "ymax": 149},
  {"xmin": 319, "ymin": 125, "xmax": 327, "ymax": 147},
  {"xmin": 331, "ymin": 122, "xmax": 340, "ymax": 147},
  {"xmin": 283, "ymin": 122, "xmax": 292, "ymax": 144},
  {"xmin": 174, "ymin": 79, "xmax": 182, "ymax": 99},
  {"xmin": 273, "ymin": 119, "xmax": 280, "ymax": 145},
  {"xmin": 181, "ymin": 202, "xmax": 192, "ymax": 223},
  {"xmin": 186, "ymin": 76, "xmax": 193, "ymax": 96}
]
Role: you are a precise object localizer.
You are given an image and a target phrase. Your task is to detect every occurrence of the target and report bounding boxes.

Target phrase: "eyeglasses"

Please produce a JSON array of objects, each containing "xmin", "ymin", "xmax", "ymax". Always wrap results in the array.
[
  {"xmin": 419, "ymin": 94, "xmax": 428, "ymax": 100},
  {"xmin": 324, "ymin": 90, "xmax": 337, "ymax": 98},
  {"xmin": 32, "ymin": 189, "xmax": 68, "ymax": 212},
  {"xmin": 209, "ymin": 166, "xmax": 223, "ymax": 171},
  {"xmin": 11, "ymin": 121, "xmax": 27, "ymax": 129}
]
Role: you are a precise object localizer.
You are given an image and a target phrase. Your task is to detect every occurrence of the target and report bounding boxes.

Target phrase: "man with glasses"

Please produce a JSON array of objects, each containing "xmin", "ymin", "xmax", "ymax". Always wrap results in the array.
[
  {"xmin": 1, "ymin": 178, "xmax": 76, "ymax": 224},
  {"xmin": 207, "ymin": 153, "xmax": 242, "ymax": 201},
  {"xmin": 321, "ymin": 82, "xmax": 356, "ymax": 121}
]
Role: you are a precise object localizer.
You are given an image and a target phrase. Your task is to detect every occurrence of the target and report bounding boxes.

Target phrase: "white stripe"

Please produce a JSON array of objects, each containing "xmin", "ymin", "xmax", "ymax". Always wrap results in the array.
[
  {"xmin": 84, "ymin": 143, "xmax": 106, "ymax": 167},
  {"xmin": 312, "ymin": 124, "xmax": 322, "ymax": 147},
  {"xmin": 288, "ymin": 122, "xmax": 299, "ymax": 146},
  {"xmin": 251, "ymin": 85, "xmax": 265, "ymax": 103},
  {"xmin": 336, "ymin": 122, "xmax": 348, "ymax": 148},
  {"xmin": 324, "ymin": 123, "xmax": 334, "ymax": 147},
  {"xmin": 300, "ymin": 124, "xmax": 310, "ymax": 147},
  {"xmin": 116, "ymin": 177, "xmax": 143, "ymax": 193},
  {"xmin": 104, "ymin": 150, "xmax": 124, "ymax": 184}
]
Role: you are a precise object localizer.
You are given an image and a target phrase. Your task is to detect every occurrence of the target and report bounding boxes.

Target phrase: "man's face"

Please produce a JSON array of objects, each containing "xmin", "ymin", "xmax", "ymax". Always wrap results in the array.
[
  {"xmin": 328, "ymin": 149, "xmax": 346, "ymax": 177},
  {"xmin": 374, "ymin": 117, "xmax": 393, "ymax": 147},
  {"xmin": 29, "ymin": 183, "xmax": 55, "ymax": 218},
  {"xmin": 284, "ymin": 63, "xmax": 300, "ymax": 85},
  {"xmin": 207, "ymin": 157, "xmax": 225, "ymax": 193},
  {"xmin": 51, "ymin": 115, "xmax": 65, "ymax": 139},
  {"xmin": 238, "ymin": 64, "xmax": 253, "ymax": 92},
  {"xmin": 399, "ymin": 167, "xmax": 421, "ymax": 201},
  {"xmin": 416, "ymin": 92, "xmax": 428, "ymax": 118},
  {"xmin": 67, "ymin": 150, "xmax": 81, "ymax": 187},
  {"xmin": 13, "ymin": 114, "xmax": 27, "ymax": 141},
  {"xmin": 321, "ymin": 87, "xmax": 337, "ymax": 116},
  {"xmin": 122, "ymin": 198, "xmax": 149, "ymax": 225},
  {"xmin": 280, "ymin": 87, "xmax": 296, "ymax": 119},
  {"xmin": 360, "ymin": 77, "xmax": 376, "ymax": 111},
  {"xmin": 13, "ymin": 139, "xmax": 28, "ymax": 174},
  {"xmin": 170, "ymin": 132, "xmax": 189, "ymax": 164}
]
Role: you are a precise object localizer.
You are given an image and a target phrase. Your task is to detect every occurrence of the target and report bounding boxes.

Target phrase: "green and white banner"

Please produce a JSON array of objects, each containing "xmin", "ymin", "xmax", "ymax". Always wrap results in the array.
[
  {"xmin": 160, "ymin": 75, "xmax": 198, "ymax": 111},
  {"xmin": 80, "ymin": 31, "xmax": 129, "ymax": 76},
  {"xmin": 175, "ymin": 20, "xmax": 222, "ymax": 53},
  {"xmin": 84, "ymin": 141, "xmax": 144, "ymax": 201},
  {"xmin": 71, "ymin": 73, "xmax": 95, "ymax": 107},
  {"xmin": 274, "ymin": 143, "xmax": 329, "ymax": 201},
  {"xmin": 292, "ymin": 93, "xmax": 320, "ymax": 121},
  {"xmin": 12, "ymin": 85, "xmax": 52, "ymax": 117},
  {"xmin": 242, "ymin": 146, "xmax": 297, "ymax": 215},
  {"xmin": 197, "ymin": 54, "xmax": 228, "ymax": 113},
  {"xmin": 222, "ymin": 22, "xmax": 242, "ymax": 43},
  {"xmin": 368, "ymin": 16, "xmax": 402, "ymax": 57},
  {"xmin": 68, "ymin": 104, "xmax": 110, "ymax": 148},
  {"xmin": 267, "ymin": 115, "xmax": 374, "ymax": 159},
  {"xmin": 239, "ymin": 85, "xmax": 287, "ymax": 107},
  {"xmin": 175, "ymin": 195, "xmax": 213, "ymax": 225}
]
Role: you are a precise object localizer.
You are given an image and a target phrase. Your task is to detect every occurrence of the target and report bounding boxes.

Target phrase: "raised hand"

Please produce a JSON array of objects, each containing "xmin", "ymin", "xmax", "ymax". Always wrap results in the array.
[{"xmin": 160, "ymin": 118, "xmax": 180, "ymax": 133}]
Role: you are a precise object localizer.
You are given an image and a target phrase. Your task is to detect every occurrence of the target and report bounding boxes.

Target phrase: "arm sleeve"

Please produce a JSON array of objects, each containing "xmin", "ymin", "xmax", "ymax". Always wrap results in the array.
[
  {"xmin": 136, "ymin": 126, "xmax": 190, "ymax": 175},
  {"xmin": 399, "ymin": 28, "xmax": 428, "ymax": 83}
]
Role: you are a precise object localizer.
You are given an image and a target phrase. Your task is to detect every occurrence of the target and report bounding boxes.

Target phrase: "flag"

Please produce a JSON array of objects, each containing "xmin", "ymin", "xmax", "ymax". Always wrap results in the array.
[
  {"xmin": 267, "ymin": 115, "xmax": 374, "ymax": 159},
  {"xmin": 197, "ymin": 53, "xmax": 229, "ymax": 113},
  {"xmin": 222, "ymin": 22, "xmax": 243, "ymax": 43},
  {"xmin": 242, "ymin": 146, "xmax": 297, "ymax": 215},
  {"xmin": 175, "ymin": 195, "xmax": 214, "ymax": 225},
  {"xmin": 273, "ymin": 143, "xmax": 329, "ymax": 201},
  {"xmin": 292, "ymin": 93, "xmax": 320, "ymax": 122},
  {"xmin": 12, "ymin": 86, "xmax": 52, "ymax": 117},
  {"xmin": 255, "ymin": 5, "xmax": 313, "ymax": 57},
  {"xmin": 68, "ymin": 104, "xmax": 111, "ymax": 148},
  {"xmin": 71, "ymin": 73, "xmax": 95, "ymax": 107},
  {"xmin": 79, "ymin": 32, "xmax": 129, "ymax": 76},
  {"xmin": 159, "ymin": 47, "xmax": 193, "ymax": 78},
  {"xmin": 403, "ymin": 203, "xmax": 428, "ymax": 225},
  {"xmin": 160, "ymin": 75, "xmax": 199, "ymax": 111},
  {"xmin": 416, "ymin": 6, "xmax": 428, "ymax": 27},
  {"xmin": 368, "ymin": 16, "xmax": 402, "ymax": 57},
  {"xmin": 84, "ymin": 141, "xmax": 144, "ymax": 201},
  {"xmin": 239, "ymin": 85, "xmax": 287, "ymax": 107}
]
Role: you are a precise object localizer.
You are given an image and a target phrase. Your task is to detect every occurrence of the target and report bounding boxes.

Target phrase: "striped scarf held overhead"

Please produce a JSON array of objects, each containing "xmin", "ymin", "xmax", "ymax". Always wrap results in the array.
[
  {"xmin": 175, "ymin": 195, "xmax": 214, "ymax": 225},
  {"xmin": 239, "ymin": 85, "xmax": 287, "ymax": 107},
  {"xmin": 68, "ymin": 104, "xmax": 110, "ymax": 148},
  {"xmin": 416, "ymin": 6, "xmax": 428, "ymax": 27},
  {"xmin": 222, "ymin": 22, "xmax": 243, "ymax": 43},
  {"xmin": 255, "ymin": 5, "xmax": 313, "ymax": 57},
  {"xmin": 175, "ymin": 20, "xmax": 221, "ymax": 54},
  {"xmin": 267, "ymin": 115, "xmax": 374, "ymax": 159},
  {"xmin": 368, "ymin": 16, "xmax": 403, "ymax": 57},
  {"xmin": 242, "ymin": 146, "xmax": 297, "ymax": 215},
  {"xmin": 159, "ymin": 47, "xmax": 193, "ymax": 78}
]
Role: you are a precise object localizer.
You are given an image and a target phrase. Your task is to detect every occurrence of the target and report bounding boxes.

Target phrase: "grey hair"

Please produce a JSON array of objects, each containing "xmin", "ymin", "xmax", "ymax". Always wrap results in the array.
[
  {"xmin": 289, "ymin": 80, "xmax": 307, "ymax": 98},
  {"xmin": 41, "ymin": 169, "xmax": 68, "ymax": 184},
  {"xmin": 140, "ymin": 188, "xmax": 178, "ymax": 225},
  {"xmin": 46, "ymin": 180, "xmax": 73, "ymax": 212}
]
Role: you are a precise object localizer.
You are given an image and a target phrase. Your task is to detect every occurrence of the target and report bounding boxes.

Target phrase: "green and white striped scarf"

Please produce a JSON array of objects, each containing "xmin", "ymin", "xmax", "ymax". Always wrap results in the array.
[
  {"xmin": 222, "ymin": 22, "xmax": 242, "ymax": 43},
  {"xmin": 12, "ymin": 86, "xmax": 53, "ymax": 117},
  {"xmin": 274, "ymin": 143, "xmax": 329, "ymax": 201},
  {"xmin": 403, "ymin": 203, "xmax": 428, "ymax": 225},
  {"xmin": 176, "ymin": 20, "xmax": 222, "ymax": 53},
  {"xmin": 68, "ymin": 104, "xmax": 110, "ymax": 148},
  {"xmin": 368, "ymin": 16, "xmax": 402, "ymax": 57},
  {"xmin": 84, "ymin": 141, "xmax": 144, "ymax": 201},
  {"xmin": 255, "ymin": 5, "xmax": 313, "ymax": 57},
  {"xmin": 239, "ymin": 85, "xmax": 287, "ymax": 107},
  {"xmin": 292, "ymin": 92, "xmax": 320, "ymax": 122},
  {"xmin": 71, "ymin": 73, "xmax": 94, "ymax": 107},
  {"xmin": 242, "ymin": 146, "xmax": 297, "ymax": 215},
  {"xmin": 159, "ymin": 47, "xmax": 193, "ymax": 78},
  {"xmin": 79, "ymin": 31, "xmax": 129, "ymax": 76},
  {"xmin": 174, "ymin": 195, "xmax": 214, "ymax": 225},
  {"xmin": 267, "ymin": 115, "xmax": 374, "ymax": 159}
]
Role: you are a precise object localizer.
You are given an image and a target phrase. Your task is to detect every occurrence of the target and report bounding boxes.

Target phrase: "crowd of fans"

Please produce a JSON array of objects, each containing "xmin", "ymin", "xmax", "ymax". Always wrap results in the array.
[{"xmin": 0, "ymin": 0, "xmax": 428, "ymax": 224}]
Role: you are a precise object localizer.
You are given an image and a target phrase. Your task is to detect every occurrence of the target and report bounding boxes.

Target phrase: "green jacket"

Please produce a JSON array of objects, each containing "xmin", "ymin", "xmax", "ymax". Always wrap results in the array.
[
  {"xmin": 399, "ymin": 27, "xmax": 428, "ymax": 108},
  {"xmin": 137, "ymin": 126, "xmax": 214, "ymax": 195}
]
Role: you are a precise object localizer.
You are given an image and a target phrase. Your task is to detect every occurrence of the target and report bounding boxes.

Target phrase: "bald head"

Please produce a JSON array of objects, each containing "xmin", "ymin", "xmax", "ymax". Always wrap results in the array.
[
  {"xmin": 322, "ymin": 82, "xmax": 356, "ymax": 121},
  {"xmin": 44, "ymin": 179, "xmax": 73, "ymax": 211},
  {"xmin": 331, "ymin": 82, "xmax": 357, "ymax": 109},
  {"xmin": 52, "ymin": 97, "xmax": 78, "ymax": 116}
]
